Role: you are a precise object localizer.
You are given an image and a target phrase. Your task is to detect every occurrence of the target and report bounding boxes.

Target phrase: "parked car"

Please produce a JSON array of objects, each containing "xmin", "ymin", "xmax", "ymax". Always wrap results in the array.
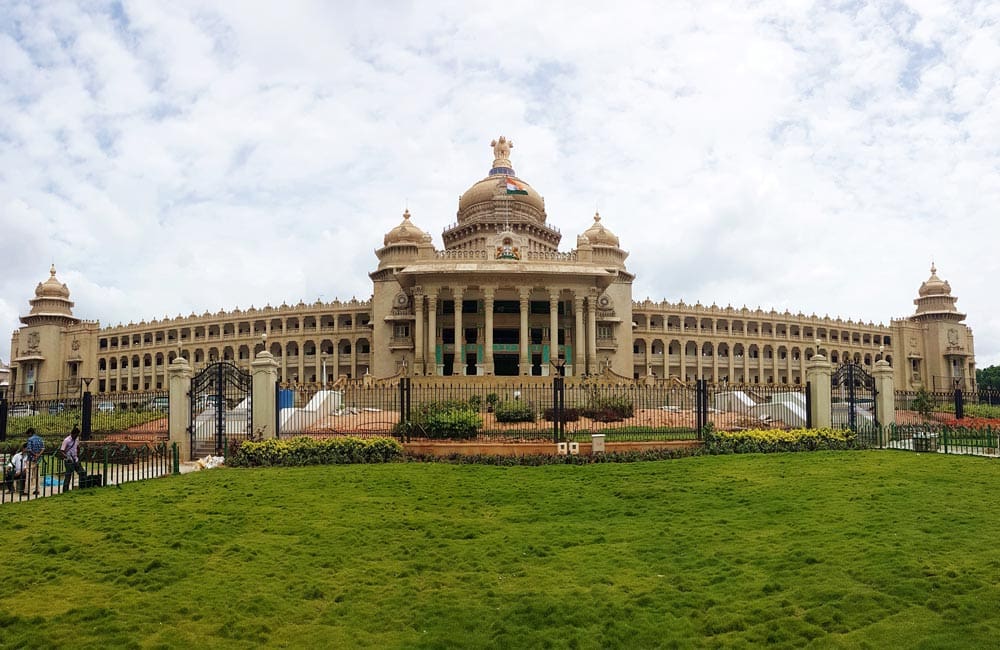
[
  {"xmin": 48, "ymin": 402, "xmax": 66, "ymax": 415},
  {"xmin": 145, "ymin": 397, "xmax": 169, "ymax": 412},
  {"xmin": 97, "ymin": 401, "xmax": 115, "ymax": 412},
  {"xmin": 9, "ymin": 404, "xmax": 39, "ymax": 417}
]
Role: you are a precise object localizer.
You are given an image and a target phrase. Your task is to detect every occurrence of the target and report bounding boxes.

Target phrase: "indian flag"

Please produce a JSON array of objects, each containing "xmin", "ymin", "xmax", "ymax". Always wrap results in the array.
[{"xmin": 505, "ymin": 177, "xmax": 528, "ymax": 195}]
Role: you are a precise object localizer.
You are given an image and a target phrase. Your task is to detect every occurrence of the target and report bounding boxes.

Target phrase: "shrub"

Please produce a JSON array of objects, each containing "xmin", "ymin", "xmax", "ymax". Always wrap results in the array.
[
  {"xmin": 494, "ymin": 400, "xmax": 536, "ymax": 423},
  {"xmin": 466, "ymin": 395, "xmax": 482, "ymax": 411},
  {"xmin": 409, "ymin": 400, "xmax": 483, "ymax": 439},
  {"xmin": 485, "ymin": 393, "xmax": 500, "ymax": 411},
  {"xmin": 911, "ymin": 387, "xmax": 936, "ymax": 419},
  {"xmin": 704, "ymin": 428, "xmax": 861, "ymax": 454},
  {"xmin": 542, "ymin": 407, "xmax": 581, "ymax": 422},
  {"xmin": 581, "ymin": 395, "xmax": 634, "ymax": 422},
  {"xmin": 421, "ymin": 409, "xmax": 482, "ymax": 439},
  {"xmin": 229, "ymin": 436, "xmax": 403, "ymax": 467}
]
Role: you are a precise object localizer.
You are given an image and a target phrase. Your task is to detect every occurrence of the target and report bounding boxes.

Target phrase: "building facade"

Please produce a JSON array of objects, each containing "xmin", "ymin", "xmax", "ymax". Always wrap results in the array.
[{"xmin": 7, "ymin": 138, "xmax": 977, "ymax": 399}]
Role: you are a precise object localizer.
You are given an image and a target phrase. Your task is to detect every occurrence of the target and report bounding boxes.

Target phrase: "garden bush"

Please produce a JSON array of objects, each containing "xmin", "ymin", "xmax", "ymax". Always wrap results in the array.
[
  {"xmin": 542, "ymin": 407, "xmax": 581, "ymax": 422},
  {"xmin": 229, "ymin": 436, "xmax": 403, "ymax": 467},
  {"xmin": 704, "ymin": 427, "xmax": 862, "ymax": 454},
  {"xmin": 494, "ymin": 400, "xmax": 536, "ymax": 423},
  {"xmin": 581, "ymin": 395, "xmax": 634, "ymax": 422}
]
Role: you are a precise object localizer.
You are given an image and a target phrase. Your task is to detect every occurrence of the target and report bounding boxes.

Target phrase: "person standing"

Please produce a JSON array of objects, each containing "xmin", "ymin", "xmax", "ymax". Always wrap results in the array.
[
  {"xmin": 25, "ymin": 428, "xmax": 44, "ymax": 496},
  {"xmin": 5, "ymin": 443, "xmax": 30, "ymax": 495},
  {"xmin": 59, "ymin": 426, "xmax": 86, "ymax": 492}
]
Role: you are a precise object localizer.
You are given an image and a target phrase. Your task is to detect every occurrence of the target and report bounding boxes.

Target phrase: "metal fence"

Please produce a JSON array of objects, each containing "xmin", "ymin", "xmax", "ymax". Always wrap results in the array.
[
  {"xmin": 885, "ymin": 424, "xmax": 998, "ymax": 457},
  {"xmin": 1, "ymin": 389, "xmax": 169, "ymax": 441},
  {"xmin": 1, "ymin": 441, "xmax": 177, "ymax": 504},
  {"xmin": 275, "ymin": 379, "xmax": 810, "ymax": 442}
]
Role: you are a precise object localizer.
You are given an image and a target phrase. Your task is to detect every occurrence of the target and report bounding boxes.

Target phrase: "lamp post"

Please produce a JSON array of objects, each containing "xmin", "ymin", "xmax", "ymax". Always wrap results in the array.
[
  {"xmin": 552, "ymin": 357, "xmax": 566, "ymax": 443},
  {"xmin": 81, "ymin": 377, "xmax": 94, "ymax": 440}
]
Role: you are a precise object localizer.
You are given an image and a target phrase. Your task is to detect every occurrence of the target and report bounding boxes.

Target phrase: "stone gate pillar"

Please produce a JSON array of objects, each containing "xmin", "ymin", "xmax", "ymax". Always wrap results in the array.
[
  {"xmin": 252, "ymin": 350, "xmax": 280, "ymax": 440},
  {"xmin": 167, "ymin": 357, "xmax": 193, "ymax": 461},
  {"xmin": 873, "ymin": 358, "xmax": 895, "ymax": 446},
  {"xmin": 806, "ymin": 354, "xmax": 832, "ymax": 429}
]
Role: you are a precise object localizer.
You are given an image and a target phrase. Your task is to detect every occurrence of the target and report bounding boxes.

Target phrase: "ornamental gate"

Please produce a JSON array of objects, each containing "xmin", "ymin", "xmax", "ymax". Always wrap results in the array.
[
  {"xmin": 189, "ymin": 361, "xmax": 252, "ymax": 460},
  {"xmin": 831, "ymin": 362, "xmax": 877, "ymax": 438}
]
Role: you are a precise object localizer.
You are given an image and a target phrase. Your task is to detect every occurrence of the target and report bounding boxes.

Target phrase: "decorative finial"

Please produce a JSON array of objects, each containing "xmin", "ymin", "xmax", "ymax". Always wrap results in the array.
[
  {"xmin": 403, "ymin": 209, "xmax": 411, "ymax": 220},
  {"xmin": 594, "ymin": 211, "xmax": 601, "ymax": 222},
  {"xmin": 50, "ymin": 264, "xmax": 56, "ymax": 277},
  {"xmin": 930, "ymin": 262, "xmax": 937, "ymax": 275}
]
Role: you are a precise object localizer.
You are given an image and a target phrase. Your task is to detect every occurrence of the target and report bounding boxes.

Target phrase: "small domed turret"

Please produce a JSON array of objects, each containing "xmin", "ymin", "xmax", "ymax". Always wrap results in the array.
[
  {"xmin": 383, "ymin": 209, "xmax": 432, "ymax": 246},
  {"xmin": 581, "ymin": 212, "xmax": 620, "ymax": 247}
]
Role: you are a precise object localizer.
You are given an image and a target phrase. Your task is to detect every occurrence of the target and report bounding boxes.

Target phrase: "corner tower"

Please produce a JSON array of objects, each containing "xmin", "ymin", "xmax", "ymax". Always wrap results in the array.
[{"xmin": 892, "ymin": 264, "xmax": 975, "ymax": 390}]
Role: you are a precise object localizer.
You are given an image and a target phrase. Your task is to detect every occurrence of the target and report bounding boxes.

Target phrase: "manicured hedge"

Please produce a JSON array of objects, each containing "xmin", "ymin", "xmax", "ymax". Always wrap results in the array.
[
  {"xmin": 229, "ymin": 436, "xmax": 403, "ymax": 467},
  {"xmin": 704, "ymin": 427, "xmax": 863, "ymax": 454},
  {"xmin": 494, "ymin": 400, "xmax": 536, "ymax": 423}
]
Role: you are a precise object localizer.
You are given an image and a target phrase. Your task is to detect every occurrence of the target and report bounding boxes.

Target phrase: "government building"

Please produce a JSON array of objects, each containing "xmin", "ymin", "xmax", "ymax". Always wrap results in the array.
[{"xmin": 7, "ymin": 137, "xmax": 977, "ymax": 399}]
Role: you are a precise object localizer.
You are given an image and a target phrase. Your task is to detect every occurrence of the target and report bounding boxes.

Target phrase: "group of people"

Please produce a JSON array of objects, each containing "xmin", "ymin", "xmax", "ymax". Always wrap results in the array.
[{"xmin": 3, "ymin": 426, "xmax": 88, "ymax": 497}]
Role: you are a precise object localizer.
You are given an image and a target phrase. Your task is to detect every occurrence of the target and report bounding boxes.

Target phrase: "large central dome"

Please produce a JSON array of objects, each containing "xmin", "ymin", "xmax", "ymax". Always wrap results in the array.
[{"xmin": 456, "ymin": 136, "xmax": 546, "ymax": 224}]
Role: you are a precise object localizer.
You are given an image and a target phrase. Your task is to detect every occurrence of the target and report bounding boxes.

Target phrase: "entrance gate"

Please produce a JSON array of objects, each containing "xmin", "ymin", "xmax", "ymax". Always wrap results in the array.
[
  {"xmin": 189, "ymin": 361, "xmax": 252, "ymax": 460},
  {"xmin": 831, "ymin": 362, "xmax": 877, "ymax": 438}
]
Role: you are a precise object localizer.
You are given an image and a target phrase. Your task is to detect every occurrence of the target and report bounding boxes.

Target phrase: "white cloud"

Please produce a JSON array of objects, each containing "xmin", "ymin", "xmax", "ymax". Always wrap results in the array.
[{"xmin": 1, "ymin": 0, "xmax": 998, "ymax": 370}]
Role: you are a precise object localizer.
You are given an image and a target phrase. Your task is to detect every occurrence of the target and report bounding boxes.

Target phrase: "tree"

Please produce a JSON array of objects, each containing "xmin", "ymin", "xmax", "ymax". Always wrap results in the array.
[{"xmin": 977, "ymin": 366, "xmax": 1000, "ymax": 390}]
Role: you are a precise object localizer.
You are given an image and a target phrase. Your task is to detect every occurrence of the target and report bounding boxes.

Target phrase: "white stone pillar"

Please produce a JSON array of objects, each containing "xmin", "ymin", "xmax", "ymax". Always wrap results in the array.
[
  {"xmin": 806, "ymin": 354, "xmax": 833, "ymax": 429},
  {"xmin": 453, "ymin": 288, "xmax": 464, "ymax": 375},
  {"xmin": 519, "ymin": 288, "xmax": 531, "ymax": 375},
  {"xmin": 427, "ymin": 292, "xmax": 437, "ymax": 376},
  {"xmin": 251, "ymin": 350, "xmax": 279, "ymax": 440},
  {"xmin": 483, "ymin": 287, "xmax": 495, "ymax": 375},
  {"xmin": 873, "ymin": 359, "xmax": 895, "ymax": 445},
  {"xmin": 574, "ymin": 294, "xmax": 585, "ymax": 376},
  {"xmin": 587, "ymin": 295, "xmax": 597, "ymax": 375},
  {"xmin": 167, "ymin": 357, "xmax": 193, "ymax": 461},
  {"xmin": 413, "ymin": 290, "xmax": 425, "ymax": 376},
  {"xmin": 549, "ymin": 290, "xmax": 560, "ymax": 364}
]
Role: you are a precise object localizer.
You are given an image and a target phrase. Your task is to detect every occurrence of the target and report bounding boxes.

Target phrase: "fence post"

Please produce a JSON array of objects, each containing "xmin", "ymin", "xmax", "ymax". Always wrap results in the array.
[
  {"xmin": 696, "ymin": 379, "xmax": 708, "ymax": 439},
  {"xmin": 167, "ymin": 357, "xmax": 194, "ymax": 462},
  {"xmin": 806, "ymin": 355, "xmax": 833, "ymax": 429},
  {"xmin": 102, "ymin": 446, "xmax": 109, "ymax": 488},
  {"xmin": 552, "ymin": 375, "xmax": 565, "ymax": 443},
  {"xmin": 172, "ymin": 442, "xmax": 180, "ymax": 475},
  {"xmin": 81, "ymin": 390, "xmax": 93, "ymax": 441},
  {"xmin": 0, "ymin": 391, "xmax": 7, "ymax": 442},
  {"xmin": 954, "ymin": 386, "xmax": 964, "ymax": 420},
  {"xmin": 252, "ymin": 351, "xmax": 280, "ymax": 440},
  {"xmin": 873, "ymin": 360, "xmax": 895, "ymax": 448},
  {"xmin": 805, "ymin": 382, "xmax": 812, "ymax": 429}
]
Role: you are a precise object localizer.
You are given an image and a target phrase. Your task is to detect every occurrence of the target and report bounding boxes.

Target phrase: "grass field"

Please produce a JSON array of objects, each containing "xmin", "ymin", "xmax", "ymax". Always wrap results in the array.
[{"xmin": 1, "ymin": 452, "xmax": 998, "ymax": 648}]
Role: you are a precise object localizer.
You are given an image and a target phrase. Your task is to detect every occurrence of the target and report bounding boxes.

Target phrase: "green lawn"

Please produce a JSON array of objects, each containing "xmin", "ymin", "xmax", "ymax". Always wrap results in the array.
[{"xmin": 2, "ymin": 452, "xmax": 999, "ymax": 648}]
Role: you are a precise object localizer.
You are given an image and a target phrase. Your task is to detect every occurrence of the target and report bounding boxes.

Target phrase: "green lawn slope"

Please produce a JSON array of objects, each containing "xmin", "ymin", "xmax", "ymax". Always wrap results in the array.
[{"xmin": 1, "ymin": 451, "xmax": 998, "ymax": 648}]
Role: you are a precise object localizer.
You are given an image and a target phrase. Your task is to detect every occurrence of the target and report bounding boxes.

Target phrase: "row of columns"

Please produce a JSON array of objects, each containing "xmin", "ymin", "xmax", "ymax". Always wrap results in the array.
[{"xmin": 409, "ymin": 286, "xmax": 601, "ymax": 376}]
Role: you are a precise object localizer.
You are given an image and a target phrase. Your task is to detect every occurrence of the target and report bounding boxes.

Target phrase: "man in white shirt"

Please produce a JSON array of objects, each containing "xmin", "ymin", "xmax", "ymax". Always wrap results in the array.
[
  {"xmin": 5, "ymin": 443, "xmax": 30, "ymax": 495},
  {"xmin": 59, "ymin": 426, "xmax": 86, "ymax": 491}
]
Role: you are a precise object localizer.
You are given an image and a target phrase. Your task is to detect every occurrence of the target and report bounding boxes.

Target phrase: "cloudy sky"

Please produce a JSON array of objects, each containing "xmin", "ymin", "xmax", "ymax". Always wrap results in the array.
[{"xmin": 1, "ymin": 1, "xmax": 998, "ymax": 368}]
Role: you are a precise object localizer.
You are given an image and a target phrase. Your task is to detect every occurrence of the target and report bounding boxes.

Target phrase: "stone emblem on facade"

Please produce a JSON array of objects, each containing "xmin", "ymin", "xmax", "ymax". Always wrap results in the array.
[
  {"xmin": 27, "ymin": 332, "xmax": 40, "ymax": 351},
  {"xmin": 947, "ymin": 328, "xmax": 959, "ymax": 346}
]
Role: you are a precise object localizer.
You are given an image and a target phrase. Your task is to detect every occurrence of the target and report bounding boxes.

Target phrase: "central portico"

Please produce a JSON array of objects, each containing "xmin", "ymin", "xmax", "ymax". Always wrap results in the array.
[{"xmin": 370, "ymin": 137, "xmax": 635, "ymax": 378}]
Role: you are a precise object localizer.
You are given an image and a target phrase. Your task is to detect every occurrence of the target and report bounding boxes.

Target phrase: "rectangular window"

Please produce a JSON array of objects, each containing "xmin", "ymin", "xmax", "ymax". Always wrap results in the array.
[
  {"xmin": 465, "ymin": 328, "xmax": 478, "ymax": 344},
  {"xmin": 597, "ymin": 325, "xmax": 613, "ymax": 339},
  {"xmin": 393, "ymin": 324, "xmax": 410, "ymax": 338},
  {"xmin": 530, "ymin": 328, "xmax": 543, "ymax": 344},
  {"xmin": 462, "ymin": 300, "xmax": 478, "ymax": 314},
  {"xmin": 442, "ymin": 328, "xmax": 455, "ymax": 344}
]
